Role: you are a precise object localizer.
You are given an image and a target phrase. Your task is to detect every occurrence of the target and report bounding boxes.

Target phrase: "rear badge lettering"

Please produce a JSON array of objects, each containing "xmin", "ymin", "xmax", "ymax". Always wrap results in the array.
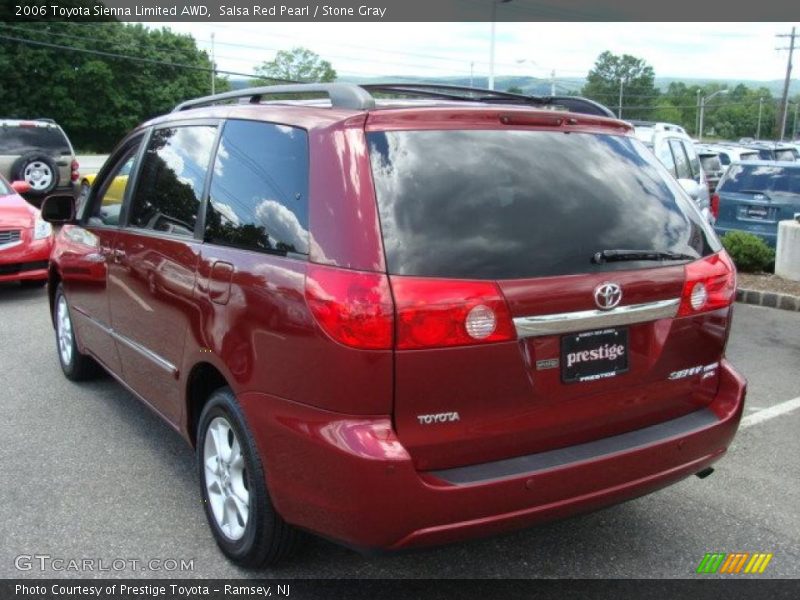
[
  {"xmin": 669, "ymin": 362, "xmax": 719, "ymax": 380},
  {"xmin": 536, "ymin": 358, "xmax": 559, "ymax": 370},
  {"xmin": 417, "ymin": 412, "xmax": 460, "ymax": 425}
]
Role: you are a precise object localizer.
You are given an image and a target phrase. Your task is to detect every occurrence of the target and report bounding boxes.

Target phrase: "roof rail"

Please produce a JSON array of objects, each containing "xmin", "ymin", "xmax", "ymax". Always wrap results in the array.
[
  {"xmin": 360, "ymin": 83, "xmax": 616, "ymax": 118},
  {"xmin": 173, "ymin": 83, "xmax": 376, "ymax": 112}
]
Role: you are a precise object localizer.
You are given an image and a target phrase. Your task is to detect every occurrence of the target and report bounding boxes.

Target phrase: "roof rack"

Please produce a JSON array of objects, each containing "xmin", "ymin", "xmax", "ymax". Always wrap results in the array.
[
  {"xmin": 361, "ymin": 83, "xmax": 616, "ymax": 118},
  {"xmin": 173, "ymin": 83, "xmax": 376, "ymax": 112},
  {"xmin": 172, "ymin": 82, "xmax": 616, "ymax": 118}
]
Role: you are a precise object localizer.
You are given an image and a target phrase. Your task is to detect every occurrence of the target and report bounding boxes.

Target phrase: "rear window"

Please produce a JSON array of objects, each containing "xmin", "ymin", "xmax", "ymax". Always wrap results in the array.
[
  {"xmin": 700, "ymin": 155, "xmax": 722, "ymax": 172},
  {"xmin": 775, "ymin": 148, "xmax": 798, "ymax": 161},
  {"xmin": 0, "ymin": 125, "xmax": 71, "ymax": 154},
  {"xmin": 720, "ymin": 164, "xmax": 800, "ymax": 194},
  {"xmin": 368, "ymin": 130, "xmax": 717, "ymax": 280}
]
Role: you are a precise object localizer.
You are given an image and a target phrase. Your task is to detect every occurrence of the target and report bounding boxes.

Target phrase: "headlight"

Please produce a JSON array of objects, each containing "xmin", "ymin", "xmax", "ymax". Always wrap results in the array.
[{"xmin": 33, "ymin": 217, "xmax": 52, "ymax": 240}]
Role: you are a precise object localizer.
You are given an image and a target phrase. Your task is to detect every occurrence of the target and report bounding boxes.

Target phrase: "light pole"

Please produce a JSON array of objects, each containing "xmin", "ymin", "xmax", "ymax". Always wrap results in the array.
[
  {"xmin": 488, "ymin": 0, "xmax": 513, "ymax": 90},
  {"xmin": 793, "ymin": 102, "xmax": 798, "ymax": 140},
  {"xmin": 695, "ymin": 89, "xmax": 701, "ymax": 134},
  {"xmin": 699, "ymin": 89, "xmax": 729, "ymax": 142},
  {"xmin": 618, "ymin": 78, "xmax": 624, "ymax": 118},
  {"xmin": 470, "ymin": 61, "xmax": 475, "ymax": 88},
  {"xmin": 756, "ymin": 97, "xmax": 764, "ymax": 140}
]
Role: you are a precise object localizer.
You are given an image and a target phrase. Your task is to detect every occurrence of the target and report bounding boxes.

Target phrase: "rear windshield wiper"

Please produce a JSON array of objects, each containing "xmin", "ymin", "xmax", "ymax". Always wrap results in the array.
[{"xmin": 592, "ymin": 249, "xmax": 697, "ymax": 264}]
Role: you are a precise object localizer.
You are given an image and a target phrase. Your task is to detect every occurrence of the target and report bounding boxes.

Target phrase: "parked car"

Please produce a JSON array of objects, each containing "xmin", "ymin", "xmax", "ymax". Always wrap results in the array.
[
  {"xmin": 740, "ymin": 142, "xmax": 799, "ymax": 162},
  {"xmin": 41, "ymin": 83, "xmax": 746, "ymax": 567},
  {"xmin": 0, "ymin": 119, "xmax": 79, "ymax": 202},
  {"xmin": 696, "ymin": 149, "xmax": 725, "ymax": 193},
  {"xmin": 630, "ymin": 121, "xmax": 714, "ymax": 221},
  {"xmin": 714, "ymin": 160, "xmax": 800, "ymax": 247},
  {"xmin": 700, "ymin": 144, "xmax": 760, "ymax": 171},
  {"xmin": 0, "ymin": 174, "xmax": 53, "ymax": 286}
]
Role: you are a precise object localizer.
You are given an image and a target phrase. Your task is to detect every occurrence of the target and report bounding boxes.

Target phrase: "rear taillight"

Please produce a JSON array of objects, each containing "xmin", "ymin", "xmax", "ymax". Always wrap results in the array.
[
  {"xmin": 391, "ymin": 277, "xmax": 515, "ymax": 350},
  {"xmin": 70, "ymin": 159, "xmax": 79, "ymax": 182},
  {"xmin": 710, "ymin": 193, "xmax": 720, "ymax": 219},
  {"xmin": 677, "ymin": 251, "xmax": 736, "ymax": 317},
  {"xmin": 305, "ymin": 264, "xmax": 393, "ymax": 350}
]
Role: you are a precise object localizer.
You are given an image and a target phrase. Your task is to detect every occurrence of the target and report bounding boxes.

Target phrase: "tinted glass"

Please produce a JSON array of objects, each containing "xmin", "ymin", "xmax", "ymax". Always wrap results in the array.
[
  {"xmin": 368, "ymin": 130, "xmax": 717, "ymax": 280},
  {"xmin": 720, "ymin": 164, "xmax": 800, "ymax": 194},
  {"xmin": 700, "ymin": 155, "xmax": 722, "ymax": 172},
  {"xmin": 669, "ymin": 140, "xmax": 692, "ymax": 179},
  {"xmin": 684, "ymin": 142, "xmax": 702, "ymax": 179},
  {"xmin": 128, "ymin": 126, "xmax": 216, "ymax": 237},
  {"xmin": 718, "ymin": 152, "xmax": 731, "ymax": 166},
  {"xmin": 655, "ymin": 142, "xmax": 676, "ymax": 176},
  {"xmin": 775, "ymin": 149, "xmax": 798, "ymax": 161},
  {"xmin": 0, "ymin": 125, "xmax": 71, "ymax": 154},
  {"xmin": 86, "ymin": 147, "xmax": 139, "ymax": 227},
  {"xmin": 756, "ymin": 149, "xmax": 774, "ymax": 160},
  {"xmin": 205, "ymin": 120, "xmax": 309, "ymax": 255}
]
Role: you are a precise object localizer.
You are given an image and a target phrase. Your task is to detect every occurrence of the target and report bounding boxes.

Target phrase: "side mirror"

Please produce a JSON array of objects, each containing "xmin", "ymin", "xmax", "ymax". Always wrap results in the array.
[
  {"xmin": 678, "ymin": 178, "xmax": 701, "ymax": 200},
  {"xmin": 11, "ymin": 180, "xmax": 31, "ymax": 194},
  {"xmin": 41, "ymin": 193, "xmax": 76, "ymax": 224}
]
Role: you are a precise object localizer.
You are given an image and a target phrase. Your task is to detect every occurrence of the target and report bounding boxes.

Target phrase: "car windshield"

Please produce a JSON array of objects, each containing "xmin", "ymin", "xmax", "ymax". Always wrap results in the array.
[
  {"xmin": 0, "ymin": 125, "xmax": 71, "ymax": 154},
  {"xmin": 368, "ymin": 129, "xmax": 718, "ymax": 280},
  {"xmin": 720, "ymin": 164, "xmax": 800, "ymax": 194}
]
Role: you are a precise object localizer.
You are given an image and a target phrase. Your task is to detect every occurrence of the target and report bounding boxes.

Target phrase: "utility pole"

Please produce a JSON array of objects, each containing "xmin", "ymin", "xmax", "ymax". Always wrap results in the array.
[
  {"xmin": 756, "ymin": 96, "xmax": 764, "ymax": 140},
  {"xmin": 793, "ymin": 102, "xmax": 799, "ymax": 140},
  {"xmin": 618, "ymin": 78, "xmax": 624, "ymax": 118},
  {"xmin": 695, "ymin": 89, "xmax": 701, "ymax": 135},
  {"xmin": 470, "ymin": 61, "xmax": 474, "ymax": 88},
  {"xmin": 210, "ymin": 31, "xmax": 216, "ymax": 95},
  {"xmin": 776, "ymin": 26, "xmax": 796, "ymax": 141},
  {"xmin": 550, "ymin": 69, "xmax": 555, "ymax": 96}
]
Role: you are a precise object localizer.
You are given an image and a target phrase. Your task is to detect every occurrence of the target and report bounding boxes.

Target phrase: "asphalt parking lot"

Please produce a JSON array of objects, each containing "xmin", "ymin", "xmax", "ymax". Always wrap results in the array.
[{"xmin": 0, "ymin": 283, "xmax": 798, "ymax": 579}]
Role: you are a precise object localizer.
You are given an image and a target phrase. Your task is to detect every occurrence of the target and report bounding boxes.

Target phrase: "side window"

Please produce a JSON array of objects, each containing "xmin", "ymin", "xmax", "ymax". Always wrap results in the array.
[
  {"xmin": 669, "ymin": 139, "xmax": 692, "ymax": 180},
  {"xmin": 128, "ymin": 125, "xmax": 217, "ymax": 237},
  {"xmin": 683, "ymin": 142, "xmax": 702, "ymax": 181},
  {"xmin": 718, "ymin": 152, "xmax": 731, "ymax": 166},
  {"xmin": 204, "ymin": 120, "xmax": 309, "ymax": 255},
  {"xmin": 655, "ymin": 141, "xmax": 676, "ymax": 177},
  {"xmin": 84, "ymin": 142, "xmax": 141, "ymax": 227}
]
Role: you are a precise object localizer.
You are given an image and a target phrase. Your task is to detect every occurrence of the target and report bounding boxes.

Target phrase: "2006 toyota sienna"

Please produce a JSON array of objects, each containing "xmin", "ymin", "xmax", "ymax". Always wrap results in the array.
[{"xmin": 41, "ymin": 83, "xmax": 746, "ymax": 567}]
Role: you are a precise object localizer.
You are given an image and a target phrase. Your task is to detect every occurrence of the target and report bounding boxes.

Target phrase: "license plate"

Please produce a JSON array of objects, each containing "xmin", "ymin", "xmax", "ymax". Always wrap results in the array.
[
  {"xmin": 561, "ymin": 327, "xmax": 629, "ymax": 383},
  {"xmin": 745, "ymin": 206, "xmax": 769, "ymax": 219}
]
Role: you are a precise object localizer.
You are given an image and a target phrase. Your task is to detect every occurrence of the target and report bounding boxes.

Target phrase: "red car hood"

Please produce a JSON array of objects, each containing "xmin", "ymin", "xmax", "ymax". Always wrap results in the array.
[{"xmin": 0, "ymin": 192, "xmax": 36, "ymax": 229}]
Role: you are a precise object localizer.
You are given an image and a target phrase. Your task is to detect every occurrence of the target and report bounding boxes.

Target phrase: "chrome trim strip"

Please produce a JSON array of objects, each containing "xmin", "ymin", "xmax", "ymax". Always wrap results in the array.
[
  {"xmin": 0, "ymin": 240, "xmax": 23, "ymax": 251},
  {"xmin": 513, "ymin": 298, "xmax": 680, "ymax": 338},
  {"xmin": 71, "ymin": 310, "xmax": 177, "ymax": 376}
]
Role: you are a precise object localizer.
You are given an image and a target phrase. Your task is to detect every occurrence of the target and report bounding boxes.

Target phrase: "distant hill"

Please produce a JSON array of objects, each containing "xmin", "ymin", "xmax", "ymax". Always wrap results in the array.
[{"xmin": 227, "ymin": 75, "xmax": 799, "ymax": 98}]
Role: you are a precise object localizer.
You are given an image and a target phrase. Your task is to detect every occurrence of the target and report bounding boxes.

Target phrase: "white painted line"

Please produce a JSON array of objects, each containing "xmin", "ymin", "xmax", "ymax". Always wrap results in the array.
[{"xmin": 739, "ymin": 396, "xmax": 800, "ymax": 429}]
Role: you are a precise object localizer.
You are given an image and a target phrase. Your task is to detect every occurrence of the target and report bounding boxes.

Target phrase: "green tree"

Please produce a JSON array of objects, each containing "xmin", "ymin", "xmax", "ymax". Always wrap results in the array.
[
  {"xmin": 506, "ymin": 85, "xmax": 524, "ymax": 94},
  {"xmin": 252, "ymin": 47, "xmax": 336, "ymax": 84},
  {"xmin": 0, "ymin": 22, "xmax": 226, "ymax": 152},
  {"xmin": 582, "ymin": 51, "xmax": 658, "ymax": 120}
]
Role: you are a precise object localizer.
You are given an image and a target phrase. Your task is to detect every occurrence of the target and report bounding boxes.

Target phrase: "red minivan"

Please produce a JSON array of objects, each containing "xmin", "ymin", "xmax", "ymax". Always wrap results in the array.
[{"xmin": 41, "ymin": 84, "xmax": 746, "ymax": 567}]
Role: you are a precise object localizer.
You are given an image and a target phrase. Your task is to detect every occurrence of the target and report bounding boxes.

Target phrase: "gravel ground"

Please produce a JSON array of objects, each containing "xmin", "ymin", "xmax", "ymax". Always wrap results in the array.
[{"xmin": 738, "ymin": 273, "xmax": 800, "ymax": 297}]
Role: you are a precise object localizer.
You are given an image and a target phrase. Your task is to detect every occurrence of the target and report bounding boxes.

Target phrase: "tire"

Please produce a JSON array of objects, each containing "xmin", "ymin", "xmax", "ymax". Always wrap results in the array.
[
  {"xmin": 54, "ymin": 284, "xmax": 99, "ymax": 381},
  {"xmin": 197, "ymin": 387, "xmax": 301, "ymax": 567},
  {"xmin": 20, "ymin": 279, "xmax": 47, "ymax": 289},
  {"xmin": 12, "ymin": 153, "xmax": 59, "ymax": 197}
]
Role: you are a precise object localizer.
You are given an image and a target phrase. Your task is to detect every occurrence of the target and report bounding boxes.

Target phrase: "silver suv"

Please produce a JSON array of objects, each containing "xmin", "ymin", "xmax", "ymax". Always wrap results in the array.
[{"xmin": 0, "ymin": 119, "xmax": 79, "ymax": 203}]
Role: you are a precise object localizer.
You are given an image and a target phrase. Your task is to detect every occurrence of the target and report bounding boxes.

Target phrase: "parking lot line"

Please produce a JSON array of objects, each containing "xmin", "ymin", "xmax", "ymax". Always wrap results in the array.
[{"xmin": 739, "ymin": 396, "xmax": 800, "ymax": 429}]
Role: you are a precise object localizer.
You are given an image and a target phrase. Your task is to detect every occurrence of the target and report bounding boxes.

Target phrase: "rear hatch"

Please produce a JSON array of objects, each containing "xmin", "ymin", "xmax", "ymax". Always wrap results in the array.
[
  {"xmin": 366, "ymin": 121, "xmax": 733, "ymax": 471},
  {"xmin": 717, "ymin": 163, "xmax": 800, "ymax": 244}
]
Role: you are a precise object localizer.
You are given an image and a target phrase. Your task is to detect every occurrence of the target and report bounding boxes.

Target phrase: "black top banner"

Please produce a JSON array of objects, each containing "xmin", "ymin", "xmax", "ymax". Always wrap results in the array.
[{"xmin": 3, "ymin": 0, "xmax": 800, "ymax": 22}]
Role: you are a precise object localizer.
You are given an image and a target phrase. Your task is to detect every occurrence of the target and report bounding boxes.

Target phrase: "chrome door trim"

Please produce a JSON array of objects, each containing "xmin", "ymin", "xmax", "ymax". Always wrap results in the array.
[
  {"xmin": 513, "ymin": 298, "xmax": 680, "ymax": 338},
  {"xmin": 72, "ymin": 310, "xmax": 178, "ymax": 376}
]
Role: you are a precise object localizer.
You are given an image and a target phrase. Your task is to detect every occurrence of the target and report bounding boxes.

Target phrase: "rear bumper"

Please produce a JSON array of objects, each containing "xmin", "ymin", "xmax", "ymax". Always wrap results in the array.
[
  {"xmin": 0, "ymin": 234, "xmax": 51, "ymax": 282},
  {"xmin": 239, "ymin": 359, "xmax": 746, "ymax": 550}
]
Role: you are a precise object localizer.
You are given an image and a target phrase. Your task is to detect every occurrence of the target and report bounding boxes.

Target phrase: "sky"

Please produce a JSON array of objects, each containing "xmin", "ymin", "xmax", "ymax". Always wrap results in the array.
[{"xmin": 143, "ymin": 22, "xmax": 796, "ymax": 85}]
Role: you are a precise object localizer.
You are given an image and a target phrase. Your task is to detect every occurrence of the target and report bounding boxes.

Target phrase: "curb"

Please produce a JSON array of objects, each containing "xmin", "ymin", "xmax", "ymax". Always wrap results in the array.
[{"xmin": 736, "ymin": 288, "xmax": 800, "ymax": 312}]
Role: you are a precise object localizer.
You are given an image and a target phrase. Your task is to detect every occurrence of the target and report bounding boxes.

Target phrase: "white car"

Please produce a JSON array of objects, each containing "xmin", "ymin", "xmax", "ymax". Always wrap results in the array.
[{"xmin": 631, "ymin": 121, "xmax": 714, "ymax": 222}]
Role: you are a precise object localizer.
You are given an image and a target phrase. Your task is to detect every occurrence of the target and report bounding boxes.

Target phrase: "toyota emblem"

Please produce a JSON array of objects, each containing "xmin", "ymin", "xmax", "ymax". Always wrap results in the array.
[{"xmin": 594, "ymin": 283, "xmax": 622, "ymax": 310}]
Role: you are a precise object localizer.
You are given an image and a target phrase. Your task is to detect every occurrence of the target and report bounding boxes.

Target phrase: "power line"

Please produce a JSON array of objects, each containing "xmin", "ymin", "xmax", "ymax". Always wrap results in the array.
[{"xmin": 0, "ymin": 34, "xmax": 292, "ymax": 82}]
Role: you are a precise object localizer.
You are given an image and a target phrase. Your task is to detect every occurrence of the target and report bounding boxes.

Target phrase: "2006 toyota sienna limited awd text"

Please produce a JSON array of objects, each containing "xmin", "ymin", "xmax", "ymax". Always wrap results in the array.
[{"xmin": 40, "ymin": 83, "xmax": 746, "ymax": 567}]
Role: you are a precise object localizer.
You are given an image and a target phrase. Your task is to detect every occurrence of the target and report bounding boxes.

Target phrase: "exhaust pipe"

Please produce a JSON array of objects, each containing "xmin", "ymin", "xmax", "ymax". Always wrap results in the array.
[{"xmin": 695, "ymin": 467, "xmax": 715, "ymax": 479}]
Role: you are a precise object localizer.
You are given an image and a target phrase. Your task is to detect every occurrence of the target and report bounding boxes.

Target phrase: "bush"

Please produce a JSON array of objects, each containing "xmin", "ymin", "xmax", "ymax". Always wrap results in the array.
[{"xmin": 721, "ymin": 231, "xmax": 775, "ymax": 273}]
